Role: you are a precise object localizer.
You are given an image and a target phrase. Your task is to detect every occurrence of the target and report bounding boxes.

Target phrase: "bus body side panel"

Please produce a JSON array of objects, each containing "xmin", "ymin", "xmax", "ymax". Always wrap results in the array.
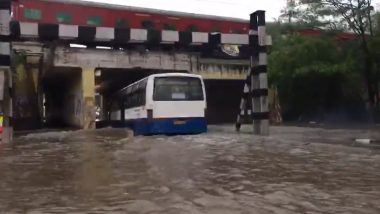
[
  {"xmin": 110, "ymin": 110, "xmax": 128, "ymax": 127},
  {"xmin": 145, "ymin": 76, "xmax": 155, "ymax": 110},
  {"xmin": 133, "ymin": 117, "xmax": 207, "ymax": 136},
  {"xmin": 109, "ymin": 110, "xmax": 122, "ymax": 127},
  {"xmin": 125, "ymin": 106, "xmax": 147, "ymax": 120},
  {"xmin": 110, "ymin": 110, "xmax": 121, "ymax": 120}
]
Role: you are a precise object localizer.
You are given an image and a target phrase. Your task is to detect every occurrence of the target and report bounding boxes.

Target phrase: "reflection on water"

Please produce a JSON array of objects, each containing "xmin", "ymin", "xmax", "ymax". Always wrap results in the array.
[{"xmin": 0, "ymin": 126, "xmax": 380, "ymax": 213}]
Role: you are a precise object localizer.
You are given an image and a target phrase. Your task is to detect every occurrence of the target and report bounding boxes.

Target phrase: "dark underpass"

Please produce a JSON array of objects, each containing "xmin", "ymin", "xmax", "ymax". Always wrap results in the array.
[
  {"xmin": 16, "ymin": 65, "xmax": 245, "ymax": 131},
  {"xmin": 97, "ymin": 68, "xmax": 245, "ymax": 124}
]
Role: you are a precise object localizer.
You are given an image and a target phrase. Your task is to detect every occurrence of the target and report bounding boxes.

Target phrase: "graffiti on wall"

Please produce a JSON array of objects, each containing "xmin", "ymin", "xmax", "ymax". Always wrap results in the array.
[{"xmin": 65, "ymin": 93, "xmax": 83, "ymax": 127}]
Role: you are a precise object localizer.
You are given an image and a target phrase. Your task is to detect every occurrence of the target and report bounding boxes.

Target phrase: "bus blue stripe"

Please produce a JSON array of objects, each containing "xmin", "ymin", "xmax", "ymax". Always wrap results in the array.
[{"xmin": 132, "ymin": 117, "xmax": 207, "ymax": 136}]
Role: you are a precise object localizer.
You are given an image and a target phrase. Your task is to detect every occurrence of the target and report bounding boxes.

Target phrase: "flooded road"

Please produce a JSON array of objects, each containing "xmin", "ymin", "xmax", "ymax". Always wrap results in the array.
[{"xmin": 1, "ymin": 126, "xmax": 380, "ymax": 214}]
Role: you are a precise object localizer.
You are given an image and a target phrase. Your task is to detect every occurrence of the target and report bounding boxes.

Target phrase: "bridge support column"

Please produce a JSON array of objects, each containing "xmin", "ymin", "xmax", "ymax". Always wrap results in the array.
[
  {"xmin": 82, "ymin": 67, "xmax": 96, "ymax": 129},
  {"xmin": 0, "ymin": 0, "xmax": 13, "ymax": 142},
  {"xmin": 0, "ymin": 66, "xmax": 13, "ymax": 143}
]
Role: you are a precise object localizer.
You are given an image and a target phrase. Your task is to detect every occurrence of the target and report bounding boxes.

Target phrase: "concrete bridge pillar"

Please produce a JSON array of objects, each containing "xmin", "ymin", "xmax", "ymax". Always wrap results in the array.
[
  {"xmin": 54, "ymin": 67, "xmax": 95, "ymax": 129},
  {"xmin": 82, "ymin": 67, "xmax": 96, "ymax": 129},
  {"xmin": 0, "ymin": 0, "xmax": 13, "ymax": 142}
]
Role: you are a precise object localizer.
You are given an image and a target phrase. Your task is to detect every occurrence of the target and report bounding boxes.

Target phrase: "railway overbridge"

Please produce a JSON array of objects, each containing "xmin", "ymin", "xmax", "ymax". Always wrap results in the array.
[{"xmin": 0, "ymin": 0, "xmax": 270, "ymax": 140}]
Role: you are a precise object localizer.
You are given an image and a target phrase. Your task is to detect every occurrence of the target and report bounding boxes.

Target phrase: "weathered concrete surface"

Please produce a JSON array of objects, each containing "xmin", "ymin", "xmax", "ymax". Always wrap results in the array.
[
  {"xmin": 196, "ymin": 58, "xmax": 249, "ymax": 80},
  {"xmin": 61, "ymin": 69, "xmax": 82, "ymax": 128},
  {"xmin": 82, "ymin": 67, "xmax": 96, "ymax": 129},
  {"xmin": 1, "ymin": 126, "xmax": 380, "ymax": 213},
  {"xmin": 13, "ymin": 42, "xmax": 251, "ymax": 81},
  {"xmin": 12, "ymin": 53, "xmax": 41, "ymax": 130},
  {"xmin": 50, "ymin": 67, "xmax": 95, "ymax": 129},
  {"xmin": 54, "ymin": 47, "xmax": 197, "ymax": 71},
  {"xmin": 53, "ymin": 46, "xmax": 250, "ymax": 80}
]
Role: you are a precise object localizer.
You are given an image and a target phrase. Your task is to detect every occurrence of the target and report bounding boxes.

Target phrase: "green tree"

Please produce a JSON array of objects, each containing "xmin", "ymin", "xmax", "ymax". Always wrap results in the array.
[
  {"xmin": 269, "ymin": 35, "xmax": 364, "ymax": 121},
  {"xmin": 320, "ymin": 0, "xmax": 378, "ymax": 120},
  {"xmin": 280, "ymin": 0, "xmax": 338, "ymax": 29},
  {"xmin": 278, "ymin": 0, "xmax": 380, "ymax": 120}
]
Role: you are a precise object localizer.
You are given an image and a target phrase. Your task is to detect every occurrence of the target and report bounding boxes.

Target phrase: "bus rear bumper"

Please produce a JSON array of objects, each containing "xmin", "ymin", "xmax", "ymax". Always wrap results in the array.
[{"xmin": 133, "ymin": 117, "xmax": 207, "ymax": 136}]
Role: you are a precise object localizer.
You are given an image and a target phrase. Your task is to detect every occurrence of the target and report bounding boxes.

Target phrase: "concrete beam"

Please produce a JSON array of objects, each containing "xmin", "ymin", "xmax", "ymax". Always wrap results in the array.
[
  {"xmin": 12, "ymin": 42, "xmax": 44, "ymax": 55},
  {"xmin": 196, "ymin": 58, "xmax": 249, "ymax": 80},
  {"xmin": 54, "ymin": 47, "xmax": 196, "ymax": 71}
]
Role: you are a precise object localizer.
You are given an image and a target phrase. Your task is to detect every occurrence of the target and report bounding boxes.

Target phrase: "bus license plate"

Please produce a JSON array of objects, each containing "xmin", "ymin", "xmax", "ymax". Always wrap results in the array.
[{"xmin": 174, "ymin": 120, "xmax": 186, "ymax": 125}]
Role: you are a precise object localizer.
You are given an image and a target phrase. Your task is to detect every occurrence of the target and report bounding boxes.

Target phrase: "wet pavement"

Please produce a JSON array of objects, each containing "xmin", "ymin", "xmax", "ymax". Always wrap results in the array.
[{"xmin": 0, "ymin": 125, "xmax": 380, "ymax": 214}]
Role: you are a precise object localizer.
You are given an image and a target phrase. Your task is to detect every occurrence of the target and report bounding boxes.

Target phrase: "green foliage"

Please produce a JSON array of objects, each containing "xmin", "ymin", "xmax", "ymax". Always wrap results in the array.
[
  {"xmin": 280, "ymin": 0, "xmax": 340, "ymax": 29},
  {"xmin": 272, "ymin": 0, "xmax": 380, "ymax": 121},
  {"xmin": 269, "ymin": 35, "xmax": 365, "ymax": 120}
]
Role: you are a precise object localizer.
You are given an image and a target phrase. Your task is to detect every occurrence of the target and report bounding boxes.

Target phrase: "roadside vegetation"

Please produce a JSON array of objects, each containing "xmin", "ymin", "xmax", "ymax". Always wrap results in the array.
[{"xmin": 268, "ymin": 0, "xmax": 380, "ymax": 123}]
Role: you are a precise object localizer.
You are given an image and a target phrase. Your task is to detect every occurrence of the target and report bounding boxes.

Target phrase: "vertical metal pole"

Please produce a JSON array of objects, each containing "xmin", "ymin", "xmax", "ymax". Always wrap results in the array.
[
  {"xmin": 250, "ymin": 12, "xmax": 260, "ymax": 134},
  {"xmin": 257, "ymin": 11, "xmax": 269, "ymax": 135},
  {"xmin": 236, "ymin": 10, "xmax": 269, "ymax": 135},
  {"xmin": 250, "ymin": 10, "xmax": 269, "ymax": 135},
  {"xmin": 0, "ymin": 0, "xmax": 13, "ymax": 143}
]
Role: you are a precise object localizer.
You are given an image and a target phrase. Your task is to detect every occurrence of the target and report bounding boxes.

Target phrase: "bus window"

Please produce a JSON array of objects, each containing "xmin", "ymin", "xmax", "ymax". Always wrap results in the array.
[
  {"xmin": 124, "ymin": 80, "xmax": 147, "ymax": 108},
  {"xmin": 153, "ymin": 77, "xmax": 203, "ymax": 101}
]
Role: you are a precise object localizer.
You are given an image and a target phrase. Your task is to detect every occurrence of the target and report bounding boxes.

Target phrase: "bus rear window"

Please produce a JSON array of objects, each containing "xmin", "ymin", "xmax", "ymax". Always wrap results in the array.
[{"xmin": 153, "ymin": 77, "xmax": 204, "ymax": 101}]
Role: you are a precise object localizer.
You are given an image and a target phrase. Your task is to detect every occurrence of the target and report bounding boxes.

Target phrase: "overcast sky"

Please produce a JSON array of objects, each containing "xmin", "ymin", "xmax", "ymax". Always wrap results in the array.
[{"xmin": 83, "ymin": 0, "xmax": 380, "ymax": 21}]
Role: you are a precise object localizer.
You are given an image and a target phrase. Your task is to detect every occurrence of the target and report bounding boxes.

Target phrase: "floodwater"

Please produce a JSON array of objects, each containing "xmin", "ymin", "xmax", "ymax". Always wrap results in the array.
[{"xmin": 0, "ymin": 126, "xmax": 380, "ymax": 214}]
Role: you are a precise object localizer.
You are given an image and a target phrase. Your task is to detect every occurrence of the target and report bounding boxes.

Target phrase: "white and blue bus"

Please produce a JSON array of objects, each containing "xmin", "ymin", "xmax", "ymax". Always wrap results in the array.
[{"xmin": 109, "ymin": 73, "xmax": 207, "ymax": 135}]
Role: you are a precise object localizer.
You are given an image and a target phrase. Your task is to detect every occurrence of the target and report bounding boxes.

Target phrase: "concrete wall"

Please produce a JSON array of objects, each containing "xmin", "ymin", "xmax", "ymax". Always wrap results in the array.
[
  {"xmin": 54, "ymin": 47, "xmax": 250, "ymax": 80},
  {"xmin": 62, "ymin": 71, "xmax": 83, "ymax": 128},
  {"xmin": 12, "ymin": 53, "xmax": 42, "ymax": 130},
  {"xmin": 60, "ymin": 67, "xmax": 95, "ymax": 129},
  {"xmin": 54, "ymin": 47, "xmax": 196, "ymax": 71},
  {"xmin": 196, "ymin": 58, "xmax": 249, "ymax": 80}
]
